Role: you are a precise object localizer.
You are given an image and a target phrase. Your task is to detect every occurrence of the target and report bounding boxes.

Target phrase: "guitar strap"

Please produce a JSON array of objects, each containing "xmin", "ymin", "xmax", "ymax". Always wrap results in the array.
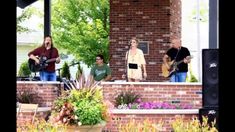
[
  {"xmin": 172, "ymin": 47, "xmax": 181, "ymax": 73},
  {"xmin": 174, "ymin": 47, "xmax": 181, "ymax": 61},
  {"xmin": 49, "ymin": 47, "xmax": 53, "ymax": 59}
]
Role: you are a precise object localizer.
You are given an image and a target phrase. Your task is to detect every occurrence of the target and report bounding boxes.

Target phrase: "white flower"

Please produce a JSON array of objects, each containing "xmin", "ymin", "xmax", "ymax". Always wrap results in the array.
[
  {"xmin": 78, "ymin": 122, "xmax": 82, "ymax": 126},
  {"xmin": 74, "ymin": 106, "xmax": 78, "ymax": 111},
  {"xmin": 63, "ymin": 118, "xmax": 67, "ymax": 123}
]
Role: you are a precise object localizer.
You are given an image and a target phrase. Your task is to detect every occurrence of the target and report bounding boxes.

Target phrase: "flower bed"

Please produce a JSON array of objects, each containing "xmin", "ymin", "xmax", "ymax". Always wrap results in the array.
[{"xmin": 117, "ymin": 101, "xmax": 193, "ymax": 109}]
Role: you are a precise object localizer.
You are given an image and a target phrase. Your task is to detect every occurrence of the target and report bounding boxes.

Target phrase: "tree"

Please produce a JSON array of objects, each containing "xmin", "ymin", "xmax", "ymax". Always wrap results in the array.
[
  {"xmin": 17, "ymin": 7, "xmax": 34, "ymax": 33},
  {"xmin": 51, "ymin": 0, "xmax": 110, "ymax": 67},
  {"xmin": 61, "ymin": 62, "xmax": 71, "ymax": 80},
  {"xmin": 17, "ymin": 6, "xmax": 43, "ymax": 33}
]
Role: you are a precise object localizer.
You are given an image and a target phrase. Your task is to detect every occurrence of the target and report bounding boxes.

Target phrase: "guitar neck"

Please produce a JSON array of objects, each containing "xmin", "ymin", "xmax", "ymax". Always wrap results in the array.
[
  {"xmin": 46, "ymin": 58, "xmax": 57, "ymax": 63},
  {"xmin": 176, "ymin": 60, "xmax": 184, "ymax": 65},
  {"xmin": 175, "ymin": 56, "xmax": 192, "ymax": 65}
]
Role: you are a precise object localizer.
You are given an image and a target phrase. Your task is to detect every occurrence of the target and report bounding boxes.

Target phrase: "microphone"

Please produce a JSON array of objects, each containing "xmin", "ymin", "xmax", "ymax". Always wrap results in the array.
[
  {"xmin": 128, "ymin": 42, "xmax": 131, "ymax": 46},
  {"xmin": 45, "ymin": 42, "xmax": 49, "ymax": 47}
]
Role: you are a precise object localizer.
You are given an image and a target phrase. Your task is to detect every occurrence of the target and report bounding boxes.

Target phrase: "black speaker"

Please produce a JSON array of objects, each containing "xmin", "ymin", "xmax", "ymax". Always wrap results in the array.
[
  {"xmin": 202, "ymin": 49, "xmax": 219, "ymax": 108},
  {"xmin": 199, "ymin": 107, "xmax": 219, "ymax": 130}
]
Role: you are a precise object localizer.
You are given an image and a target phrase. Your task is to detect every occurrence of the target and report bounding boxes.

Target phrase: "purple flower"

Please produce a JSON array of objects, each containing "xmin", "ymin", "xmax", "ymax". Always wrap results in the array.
[
  {"xmin": 135, "ymin": 98, "xmax": 142, "ymax": 103},
  {"xmin": 180, "ymin": 104, "xmax": 193, "ymax": 109},
  {"xmin": 161, "ymin": 102, "xmax": 170, "ymax": 109},
  {"xmin": 115, "ymin": 100, "xmax": 193, "ymax": 109},
  {"xmin": 154, "ymin": 102, "xmax": 162, "ymax": 109}
]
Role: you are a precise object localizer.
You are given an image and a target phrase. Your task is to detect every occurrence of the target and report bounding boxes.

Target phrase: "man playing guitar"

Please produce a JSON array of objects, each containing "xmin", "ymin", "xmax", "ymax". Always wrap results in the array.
[
  {"xmin": 28, "ymin": 35, "xmax": 60, "ymax": 81},
  {"xmin": 162, "ymin": 38, "xmax": 191, "ymax": 82}
]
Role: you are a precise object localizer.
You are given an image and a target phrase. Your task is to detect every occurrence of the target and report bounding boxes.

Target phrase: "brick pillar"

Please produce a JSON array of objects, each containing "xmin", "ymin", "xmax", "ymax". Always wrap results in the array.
[{"xmin": 109, "ymin": 0, "xmax": 181, "ymax": 82}]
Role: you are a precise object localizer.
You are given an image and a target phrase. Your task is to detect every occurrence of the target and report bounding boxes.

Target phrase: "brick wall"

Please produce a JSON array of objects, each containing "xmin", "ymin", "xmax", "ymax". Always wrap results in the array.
[
  {"xmin": 102, "ymin": 82, "xmax": 202, "ymax": 109},
  {"xmin": 109, "ymin": 0, "xmax": 181, "ymax": 82},
  {"xmin": 17, "ymin": 81, "xmax": 202, "ymax": 131},
  {"xmin": 17, "ymin": 81, "xmax": 63, "ymax": 107},
  {"xmin": 104, "ymin": 112, "xmax": 197, "ymax": 132},
  {"xmin": 102, "ymin": 82, "xmax": 202, "ymax": 131},
  {"xmin": 17, "ymin": 108, "xmax": 51, "ymax": 127}
]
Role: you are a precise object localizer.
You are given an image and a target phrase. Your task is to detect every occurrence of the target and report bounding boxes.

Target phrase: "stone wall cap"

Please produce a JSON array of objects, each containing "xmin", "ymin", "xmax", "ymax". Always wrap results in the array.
[
  {"xmin": 17, "ymin": 81, "xmax": 62, "ymax": 84},
  {"xmin": 112, "ymin": 109, "xmax": 199, "ymax": 114},
  {"xmin": 101, "ymin": 81, "xmax": 202, "ymax": 85}
]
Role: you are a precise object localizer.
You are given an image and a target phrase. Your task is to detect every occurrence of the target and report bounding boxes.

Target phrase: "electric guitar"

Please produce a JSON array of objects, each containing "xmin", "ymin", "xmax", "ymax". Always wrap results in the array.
[
  {"xmin": 161, "ymin": 56, "xmax": 193, "ymax": 78},
  {"xmin": 28, "ymin": 56, "xmax": 57, "ymax": 72}
]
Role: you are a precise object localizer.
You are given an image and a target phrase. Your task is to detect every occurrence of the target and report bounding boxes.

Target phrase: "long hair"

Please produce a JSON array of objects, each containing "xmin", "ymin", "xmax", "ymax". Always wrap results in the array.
[
  {"xmin": 42, "ymin": 35, "xmax": 54, "ymax": 48},
  {"xmin": 42, "ymin": 35, "xmax": 54, "ymax": 58}
]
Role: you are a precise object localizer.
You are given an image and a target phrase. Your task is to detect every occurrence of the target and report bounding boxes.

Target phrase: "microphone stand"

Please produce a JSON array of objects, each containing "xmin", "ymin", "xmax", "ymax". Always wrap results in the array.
[
  {"xmin": 125, "ymin": 45, "xmax": 131, "ymax": 82},
  {"xmin": 56, "ymin": 62, "xmax": 80, "ymax": 82}
]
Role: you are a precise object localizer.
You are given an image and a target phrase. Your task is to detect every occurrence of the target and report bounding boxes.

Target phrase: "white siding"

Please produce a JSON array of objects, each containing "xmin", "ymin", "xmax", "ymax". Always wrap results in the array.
[{"xmin": 17, "ymin": 44, "xmax": 90, "ymax": 79}]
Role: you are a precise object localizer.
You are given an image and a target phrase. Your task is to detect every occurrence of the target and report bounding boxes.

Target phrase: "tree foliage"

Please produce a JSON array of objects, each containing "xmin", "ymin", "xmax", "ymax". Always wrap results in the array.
[
  {"xmin": 17, "ymin": 6, "xmax": 42, "ymax": 33},
  {"xmin": 188, "ymin": 2, "xmax": 209, "ymax": 23},
  {"xmin": 51, "ymin": 0, "xmax": 110, "ymax": 67}
]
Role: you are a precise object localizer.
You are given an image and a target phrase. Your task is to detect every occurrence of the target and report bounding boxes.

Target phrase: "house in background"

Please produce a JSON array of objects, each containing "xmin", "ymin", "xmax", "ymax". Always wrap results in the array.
[{"xmin": 17, "ymin": 31, "xmax": 90, "ymax": 79}]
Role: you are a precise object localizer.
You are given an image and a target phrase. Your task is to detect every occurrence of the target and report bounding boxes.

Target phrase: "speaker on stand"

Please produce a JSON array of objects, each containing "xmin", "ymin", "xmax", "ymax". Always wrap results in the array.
[{"xmin": 199, "ymin": 49, "xmax": 219, "ymax": 130}]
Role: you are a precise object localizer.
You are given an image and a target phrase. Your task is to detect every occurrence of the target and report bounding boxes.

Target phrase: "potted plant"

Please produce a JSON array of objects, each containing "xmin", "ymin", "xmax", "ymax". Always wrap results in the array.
[{"xmin": 49, "ymin": 74, "xmax": 111, "ymax": 132}]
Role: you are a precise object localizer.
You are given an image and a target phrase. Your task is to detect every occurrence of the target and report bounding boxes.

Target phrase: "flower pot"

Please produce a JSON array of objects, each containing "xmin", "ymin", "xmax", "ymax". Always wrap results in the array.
[{"xmin": 66, "ymin": 122, "xmax": 106, "ymax": 132}]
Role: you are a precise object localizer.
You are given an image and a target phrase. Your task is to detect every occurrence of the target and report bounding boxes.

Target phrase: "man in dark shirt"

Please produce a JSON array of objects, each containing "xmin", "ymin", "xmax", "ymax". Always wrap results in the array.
[
  {"xmin": 162, "ymin": 38, "xmax": 191, "ymax": 82},
  {"xmin": 28, "ymin": 35, "xmax": 60, "ymax": 81}
]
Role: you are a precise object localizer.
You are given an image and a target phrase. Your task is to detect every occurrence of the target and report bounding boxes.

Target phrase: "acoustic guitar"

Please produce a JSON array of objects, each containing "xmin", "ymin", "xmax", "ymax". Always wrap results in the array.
[
  {"xmin": 161, "ymin": 56, "xmax": 193, "ymax": 78},
  {"xmin": 28, "ymin": 56, "xmax": 57, "ymax": 72}
]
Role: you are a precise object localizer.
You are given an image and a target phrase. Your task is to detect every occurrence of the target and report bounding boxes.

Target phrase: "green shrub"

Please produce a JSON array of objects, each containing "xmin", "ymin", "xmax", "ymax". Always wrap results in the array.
[
  {"xmin": 18, "ymin": 61, "xmax": 31, "ymax": 77},
  {"xmin": 61, "ymin": 61, "xmax": 71, "ymax": 80},
  {"xmin": 186, "ymin": 63, "xmax": 198, "ymax": 82},
  {"xmin": 189, "ymin": 73, "xmax": 198, "ymax": 82},
  {"xmin": 75, "ymin": 62, "xmax": 83, "ymax": 80}
]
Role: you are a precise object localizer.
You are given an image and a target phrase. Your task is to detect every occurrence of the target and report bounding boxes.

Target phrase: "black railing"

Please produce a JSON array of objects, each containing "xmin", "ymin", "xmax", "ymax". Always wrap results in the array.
[
  {"xmin": 55, "ymin": 62, "xmax": 80, "ymax": 80},
  {"xmin": 17, "ymin": 62, "xmax": 80, "ymax": 82}
]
